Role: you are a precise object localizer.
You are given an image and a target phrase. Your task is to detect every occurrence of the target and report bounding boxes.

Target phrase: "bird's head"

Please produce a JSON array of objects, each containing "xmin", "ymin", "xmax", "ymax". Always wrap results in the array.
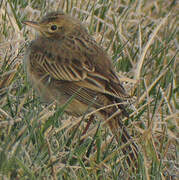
[{"xmin": 23, "ymin": 11, "xmax": 85, "ymax": 39}]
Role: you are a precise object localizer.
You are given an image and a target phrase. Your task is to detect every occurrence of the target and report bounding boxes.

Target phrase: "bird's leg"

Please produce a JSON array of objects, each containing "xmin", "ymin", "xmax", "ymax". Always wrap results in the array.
[{"xmin": 80, "ymin": 114, "xmax": 94, "ymax": 144}]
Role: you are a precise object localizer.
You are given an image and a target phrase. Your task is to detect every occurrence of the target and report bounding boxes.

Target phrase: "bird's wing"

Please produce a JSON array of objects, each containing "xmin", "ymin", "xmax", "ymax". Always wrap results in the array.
[{"xmin": 29, "ymin": 36, "xmax": 130, "ymax": 99}]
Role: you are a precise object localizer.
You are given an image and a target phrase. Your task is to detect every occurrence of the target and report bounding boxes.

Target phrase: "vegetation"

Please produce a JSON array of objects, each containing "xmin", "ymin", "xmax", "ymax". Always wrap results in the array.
[{"xmin": 0, "ymin": 0, "xmax": 178, "ymax": 179}]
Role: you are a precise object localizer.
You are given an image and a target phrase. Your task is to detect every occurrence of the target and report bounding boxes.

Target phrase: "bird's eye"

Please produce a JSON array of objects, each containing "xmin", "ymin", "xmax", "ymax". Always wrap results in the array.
[{"xmin": 50, "ymin": 25, "xmax": 58, "ymax": 31}]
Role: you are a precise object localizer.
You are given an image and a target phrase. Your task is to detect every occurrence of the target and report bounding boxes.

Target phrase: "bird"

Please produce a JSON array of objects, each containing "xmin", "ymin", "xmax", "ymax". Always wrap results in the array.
[{"xmin": 23, "ymin": 11, "xmax": 139, "ymax": 171}]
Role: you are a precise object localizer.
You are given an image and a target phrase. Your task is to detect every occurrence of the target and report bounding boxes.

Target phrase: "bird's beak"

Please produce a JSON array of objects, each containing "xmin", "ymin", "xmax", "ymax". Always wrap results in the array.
[{"xmin": 22, "ymin": 21, "xmax": 41, "ymax": 30}]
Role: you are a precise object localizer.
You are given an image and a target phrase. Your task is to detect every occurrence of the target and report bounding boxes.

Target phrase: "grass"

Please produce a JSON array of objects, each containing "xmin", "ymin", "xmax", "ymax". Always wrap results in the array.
[{"xmin": 0, "ymin": 0, "xmax": 178, "ymax": 179}]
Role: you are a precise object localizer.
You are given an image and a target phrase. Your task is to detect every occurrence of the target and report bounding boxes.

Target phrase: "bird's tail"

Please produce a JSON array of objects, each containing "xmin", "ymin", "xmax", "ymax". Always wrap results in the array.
[{"xmin": 107, "ymin": 116, "xmax": 139, "ymax": 171}]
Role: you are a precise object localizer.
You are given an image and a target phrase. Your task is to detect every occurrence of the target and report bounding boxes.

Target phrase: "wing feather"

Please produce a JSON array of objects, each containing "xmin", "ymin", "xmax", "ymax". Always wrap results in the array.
[{"xmin": 29, "ymin": 35, "xmax": 131, "ymax": 100}]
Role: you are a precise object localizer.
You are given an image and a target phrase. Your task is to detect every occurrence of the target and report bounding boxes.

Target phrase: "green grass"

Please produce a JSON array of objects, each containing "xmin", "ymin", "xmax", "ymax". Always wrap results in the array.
[{"xmin": 0, "ymin": 0, "xmax": 178, "ymax": 179}]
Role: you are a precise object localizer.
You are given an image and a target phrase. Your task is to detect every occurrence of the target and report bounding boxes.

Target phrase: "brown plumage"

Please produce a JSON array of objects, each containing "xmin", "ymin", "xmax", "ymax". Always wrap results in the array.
[{"xmin": 23, "ymin": 11, "xmax": 139, "ymax": 170}]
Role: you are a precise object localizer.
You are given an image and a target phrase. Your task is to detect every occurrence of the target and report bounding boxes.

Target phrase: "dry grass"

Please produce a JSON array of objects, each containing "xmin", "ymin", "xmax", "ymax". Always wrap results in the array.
[{"xmin": 0, "ymin": 0, "xmax": 178, "ymax": 179}]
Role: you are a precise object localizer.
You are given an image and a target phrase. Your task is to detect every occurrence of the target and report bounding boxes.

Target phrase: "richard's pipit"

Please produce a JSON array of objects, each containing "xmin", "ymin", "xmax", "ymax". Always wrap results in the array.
[{"xmin": 23, "ymin": 11, "xmax": 139, "ymax": 170}]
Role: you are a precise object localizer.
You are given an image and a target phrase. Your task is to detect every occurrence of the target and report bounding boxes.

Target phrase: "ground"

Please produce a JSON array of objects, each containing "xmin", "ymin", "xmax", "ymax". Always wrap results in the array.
[{"xmin": 0, "ymin": 0, "xmax": 178, "ymax": 179}]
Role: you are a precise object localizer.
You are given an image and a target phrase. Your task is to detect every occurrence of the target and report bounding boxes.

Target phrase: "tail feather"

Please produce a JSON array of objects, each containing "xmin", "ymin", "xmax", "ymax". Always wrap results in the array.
[{"xmin": 107, "ymin": 114, "xmax": 139, "ymax": 171}]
